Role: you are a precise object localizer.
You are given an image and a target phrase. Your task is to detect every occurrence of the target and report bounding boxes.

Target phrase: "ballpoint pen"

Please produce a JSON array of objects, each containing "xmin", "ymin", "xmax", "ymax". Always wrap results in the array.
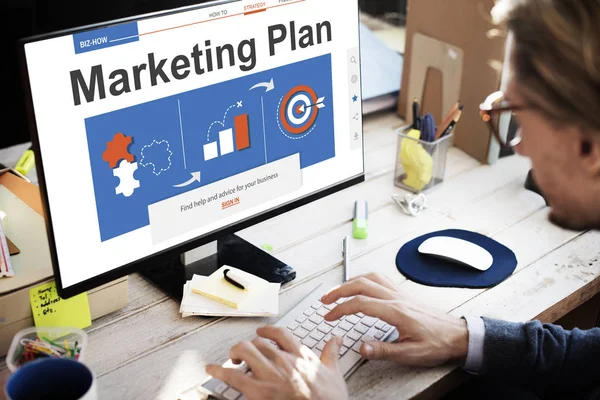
[{"xmin": 342, "ymin": 236, "xmax": 350, "ymax": 282}]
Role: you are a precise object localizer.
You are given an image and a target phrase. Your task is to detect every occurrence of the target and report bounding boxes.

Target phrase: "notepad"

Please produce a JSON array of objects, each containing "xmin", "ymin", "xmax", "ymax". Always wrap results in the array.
[
  {"xmin": 190, "ymin": 266, "xmax": 280, "ymax": 314},
  {"xmin": 180, "ymin": 276, "xmax": 279, "ymax": 317}
]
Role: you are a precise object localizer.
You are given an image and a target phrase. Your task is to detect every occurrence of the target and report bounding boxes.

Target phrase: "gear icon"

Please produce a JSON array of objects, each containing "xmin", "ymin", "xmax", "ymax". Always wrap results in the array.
[
  {"xmin": 113, "ymin": 160, "xmax": 140, "ymax": 197},
  {"xmin": 103, "ymin": 133, "xmax": 135, "ymax": 168}
]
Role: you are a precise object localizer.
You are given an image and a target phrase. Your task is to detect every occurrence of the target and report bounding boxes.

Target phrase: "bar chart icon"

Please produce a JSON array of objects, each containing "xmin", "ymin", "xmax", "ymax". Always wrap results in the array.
[{"xmin": 203, "ymin": 113, "xmax": 251, "ymax": 161}]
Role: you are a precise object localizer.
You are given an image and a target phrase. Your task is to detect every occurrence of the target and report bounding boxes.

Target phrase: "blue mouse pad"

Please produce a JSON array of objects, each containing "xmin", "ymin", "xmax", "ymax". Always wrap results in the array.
[{"xmin": 396, "ymin": 229, "xmax": 518, "ymax": 288}]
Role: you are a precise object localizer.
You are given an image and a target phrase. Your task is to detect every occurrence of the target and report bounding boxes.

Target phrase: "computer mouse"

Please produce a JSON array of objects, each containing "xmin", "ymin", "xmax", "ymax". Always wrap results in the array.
[{"xmin": 418, "ymin": 236, "xmax": 493, "ymax": 271}]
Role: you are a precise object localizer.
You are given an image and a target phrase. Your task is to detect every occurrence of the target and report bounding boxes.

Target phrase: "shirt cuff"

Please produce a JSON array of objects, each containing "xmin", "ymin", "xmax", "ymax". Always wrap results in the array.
[{"xmin": 462, "ymin": 315, "xmax": 485, "ymax": 374}]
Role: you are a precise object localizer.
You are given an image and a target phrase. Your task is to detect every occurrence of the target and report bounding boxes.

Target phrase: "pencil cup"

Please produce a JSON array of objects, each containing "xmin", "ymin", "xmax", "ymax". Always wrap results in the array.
[
  {"xmin": 394, "ymin": 125, "xmax": 454, "ymax": 193},
  {"xmin": 5, "ymin": 358, "xmax": 97, "ymax": 400},
  {"xmin": 6, "ymin": 327, "xmax": 88, "ymax": 372}
]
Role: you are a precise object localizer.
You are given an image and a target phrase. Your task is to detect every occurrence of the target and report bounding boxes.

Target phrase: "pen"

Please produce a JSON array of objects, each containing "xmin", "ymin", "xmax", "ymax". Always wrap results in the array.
[
  {"xmin": 441, "ymin": 106, "xmax": 464, "ymax": 138},
  {"xmin": 223, "ymin": 268, "xmax": 246, "ymax": 290},
  {"xmin": 434, "ymin": 101, "xmax": 461, "ymax": 140},
  {"xmin": 412, "ymin": 98, "xmax": 420, "ymax": 130},
  {"xmin": 342, "ymin": 236, "xmax": 350, "ymax": 282}
]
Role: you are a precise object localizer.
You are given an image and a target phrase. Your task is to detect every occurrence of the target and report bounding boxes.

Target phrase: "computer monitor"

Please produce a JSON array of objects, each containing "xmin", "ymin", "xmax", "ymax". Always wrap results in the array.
[{"xmin": 19, "ymin": 0, "xmax": 364, "ymax": 299}]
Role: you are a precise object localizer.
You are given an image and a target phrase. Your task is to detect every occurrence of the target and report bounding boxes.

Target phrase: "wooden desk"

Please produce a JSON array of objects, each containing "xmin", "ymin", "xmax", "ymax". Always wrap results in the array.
[{"xmin": 2, "ymin": 111, "xmax": 598, "ymax": 399}]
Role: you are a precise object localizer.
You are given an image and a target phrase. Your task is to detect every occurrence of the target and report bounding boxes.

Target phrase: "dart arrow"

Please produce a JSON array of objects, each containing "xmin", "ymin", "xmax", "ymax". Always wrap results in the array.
[
  {"xmin": 249, "ymin": 78, "xmax": 275, "ymax": 92},
  {"xmin": 173, "ymin": 171, "xmax": 201, "ymax": 188},
  {"xmin": 298, "ymin": 97, "xmax": 326, "ymax": 113}
]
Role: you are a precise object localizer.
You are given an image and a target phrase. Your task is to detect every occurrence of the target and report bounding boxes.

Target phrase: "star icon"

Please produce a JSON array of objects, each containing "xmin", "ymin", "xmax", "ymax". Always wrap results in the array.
[{"xmin": 352, "ymin": 95, "xmax": 358, "ymax": 102}]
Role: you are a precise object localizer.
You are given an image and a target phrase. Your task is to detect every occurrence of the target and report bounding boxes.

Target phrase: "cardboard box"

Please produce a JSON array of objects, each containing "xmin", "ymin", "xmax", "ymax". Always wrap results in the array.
[
  {"xmin": 398, "ymin": 0, "xmax": 507, "ymax": 163},
  {"xmin": 0, "ymin": 169, "xmax": 128, "ymax": 356}
]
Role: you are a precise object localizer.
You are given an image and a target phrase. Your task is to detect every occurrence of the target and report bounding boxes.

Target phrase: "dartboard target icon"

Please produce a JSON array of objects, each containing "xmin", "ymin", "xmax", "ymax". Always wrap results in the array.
[{"xmin": 279, "ymin": 85, "xmax": 325, "ymax": 135}]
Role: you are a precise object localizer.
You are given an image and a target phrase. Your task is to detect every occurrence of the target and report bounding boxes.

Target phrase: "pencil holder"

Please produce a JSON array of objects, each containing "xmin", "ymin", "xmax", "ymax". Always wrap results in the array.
[{"xmin": 394, "ymin": 125, "xmax": 454, "ymax": 193}]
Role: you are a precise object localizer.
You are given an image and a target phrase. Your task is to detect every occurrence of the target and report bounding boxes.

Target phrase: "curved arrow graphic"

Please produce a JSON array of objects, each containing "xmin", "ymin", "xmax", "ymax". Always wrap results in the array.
[
  {"xmin": 249, "ymin": 78, "xmax": 275, "ymax": 92},
  {"xmin": 173, "ymin": 171, "xmax": 201, "ymax": 188}
]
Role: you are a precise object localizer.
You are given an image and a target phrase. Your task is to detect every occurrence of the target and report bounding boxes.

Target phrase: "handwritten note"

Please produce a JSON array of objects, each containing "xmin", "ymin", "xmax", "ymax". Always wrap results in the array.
[{"xmin": 29, "ymin": 281, "xmax": 91, "ymax": 329}]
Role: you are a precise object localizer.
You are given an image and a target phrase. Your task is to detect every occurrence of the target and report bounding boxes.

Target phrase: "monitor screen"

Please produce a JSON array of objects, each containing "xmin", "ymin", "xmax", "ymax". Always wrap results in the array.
[{"xmin": 21, "ymin": 0, "xmax": 364, "ymax": 295}]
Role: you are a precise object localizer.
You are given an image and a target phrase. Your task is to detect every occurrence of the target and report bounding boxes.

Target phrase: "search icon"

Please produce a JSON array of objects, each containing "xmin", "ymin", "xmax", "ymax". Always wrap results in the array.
[{"xmin": 350, "ymin": 56, "xmax": 357, "ymax": 63}]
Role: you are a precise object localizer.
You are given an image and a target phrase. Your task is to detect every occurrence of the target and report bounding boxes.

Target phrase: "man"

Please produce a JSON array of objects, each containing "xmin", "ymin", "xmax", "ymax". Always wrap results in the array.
[{"xmin": 206, "ymin": 0, "xmax": 600, "ymax": 398}]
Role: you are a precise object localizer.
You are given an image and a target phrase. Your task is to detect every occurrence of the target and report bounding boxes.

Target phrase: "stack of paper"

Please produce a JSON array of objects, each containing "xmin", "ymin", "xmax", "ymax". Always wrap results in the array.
[{"xmin": 180, "ymin": 266, "xmax": 280, "ymax": 318}]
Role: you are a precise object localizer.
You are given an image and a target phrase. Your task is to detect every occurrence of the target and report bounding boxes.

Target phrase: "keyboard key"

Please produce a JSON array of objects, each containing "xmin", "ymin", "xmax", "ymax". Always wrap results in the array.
[
  {"xmin": 375, "ymin": 331, "xmax": 385, "ymax": 340},
  {"xmin": 310, "ymin": 330, "xmax": 326, "ymax": 341},
  {"xmin": 296, "ymin": 315, "xmax": 308, "ymax": 324},
  {"xmin": 354, "ymin": 324, "xmax": 368, "ymax": 334},
  {"xmin": 317, "ymin": 323, "xmax": 332, "ymax": 334},
  {"xmin": 331, "ymin": 328, "xmax": 345, "ymax": 337},
  {"xmin": 316, "ymin": 308, "xmax": 329, "ymax": 317},
  {"xmin": 311, "ymin": 302, "xmax": 322, "ymax": 310},
  {"xmin": 375, "ymin": 321, "xmax": 385, "ymax": 330},
  {"xmin": 339, "ymin": 346, "xmax": 349, "ymax": 356},
  {"xmin": 338, "ymin": 321, "xmax": 354, "ymax": 331},
  {"xmin": 361, "ymin": 316, "xmax": 378, "ymax": 327},
  {"xmin": 356, "ymin": 312, "xmax": 365, "ymax": 318},
  {"xmin": 301, "ymin": 337, "xmax": 318, "ymax": 348},
  {"xmin": 381, "ymin": 323, "xmax": 392, "ymax": 332},
  {"xmin": 352, "ymin": 341, "xmax": 363, "ymax": 353},
  {"xmin": 304, "ymin": 308, "xmax": 316, "ymax": 317},
  {"xmin": 323, "ymin": 303, "xmax": 335, "ymax": 310},
  {"xmin": 223, "ymin": 387, "xmax": 241, "ymax": 400},
  {"xmin": 316, "ymin": 341, "xmax": 326, "ymax": 351},
  {"xmin": 345, "ymin": 315, "xmax": 360, "ymax": 325},
  {"xmin": 325, "ymin": 319, "xmax": 339, "ymax": 327},
  {"xmin": 343, "ymin": 337, "xmax": 355, "ymax": 348},
  {"xmin": 293, "ymin": 327, "xmax": 310, "ymax": 339},
  {"xmin": 309, "ymin": 314, "xmax": 324, "ymax": 325},
  {"xmin": 335, "ymin": 298, "xmax": 346, "ymax": 305},
  {"xmin": 323, "ymin": 334, "xmax": 333, "ymax": 343},
  {"xmin": 215, "ymin": 382, "xmax": 229, "ymax": 394},
  {"xmin": 301, "ymin": 321, "xmax": 317, "ymax": 332},
  {"xmin": 313, "ymin": 348, "xmax": 322, "ymax": 358},
  {"xmin": 287, "ymin": 322, "xmax": 299, "ymax": 331},
  {"xmin": 347, "ymin": 330, "xmax": 362, "ymax": 341}
]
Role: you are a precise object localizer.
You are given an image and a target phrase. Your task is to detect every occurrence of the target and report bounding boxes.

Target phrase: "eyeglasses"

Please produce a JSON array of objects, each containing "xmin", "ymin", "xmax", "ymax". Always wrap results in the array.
[{"xmin": 479, "ymin": 91, "xmax": 526, "ymax": 148}]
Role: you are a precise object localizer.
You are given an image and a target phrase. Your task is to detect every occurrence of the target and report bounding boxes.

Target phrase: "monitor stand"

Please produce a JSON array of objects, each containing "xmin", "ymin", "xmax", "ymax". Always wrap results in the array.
[{"xmin": 138, "ymin": 234, "xmax": 296, "ymax": 302}]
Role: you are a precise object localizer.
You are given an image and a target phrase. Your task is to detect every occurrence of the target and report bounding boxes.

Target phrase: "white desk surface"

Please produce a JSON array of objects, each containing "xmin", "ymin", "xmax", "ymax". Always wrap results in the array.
[{"xmin": 1, "ymin": 111, "xmax": 598, "ymax": 400}]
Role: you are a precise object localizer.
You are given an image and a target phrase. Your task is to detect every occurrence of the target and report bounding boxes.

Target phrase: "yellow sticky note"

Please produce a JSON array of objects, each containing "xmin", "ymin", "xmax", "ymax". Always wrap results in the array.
[{"xmin": 29, "ymin": 281, "xmax": 92, "ymax": 329}]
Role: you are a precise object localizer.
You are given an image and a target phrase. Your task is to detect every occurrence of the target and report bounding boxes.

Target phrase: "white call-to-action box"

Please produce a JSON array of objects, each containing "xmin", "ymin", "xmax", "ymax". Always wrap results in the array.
[{"xmin": 148, "ymin": 154, "xmax": 301, "ymax": 244}]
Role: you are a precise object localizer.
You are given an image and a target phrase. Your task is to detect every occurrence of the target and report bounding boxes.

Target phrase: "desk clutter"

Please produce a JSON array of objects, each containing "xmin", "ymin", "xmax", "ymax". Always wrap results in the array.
[
  {"xmin": 6, "ymin": 326, "xmax": 87, "ymax": 372},
  {"xmin": 180, "ymin": 266, "xmax": 280, "ymax": 317},
  {"xmin": 394, "ymin": 100, "xmax": 463, "ymax": 193}
]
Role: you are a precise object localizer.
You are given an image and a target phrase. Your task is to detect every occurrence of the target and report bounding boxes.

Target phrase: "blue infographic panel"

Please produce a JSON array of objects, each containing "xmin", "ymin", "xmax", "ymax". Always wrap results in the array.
[{"xmin": 85, "ymin": 54, "xmax": 335, "ymax": 241}]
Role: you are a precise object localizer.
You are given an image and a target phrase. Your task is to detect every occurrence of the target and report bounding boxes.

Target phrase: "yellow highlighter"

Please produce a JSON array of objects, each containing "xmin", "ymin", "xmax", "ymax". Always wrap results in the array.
[{"xmin": 15, "ymin": 146, "xmax": 35, "ymax": 176}]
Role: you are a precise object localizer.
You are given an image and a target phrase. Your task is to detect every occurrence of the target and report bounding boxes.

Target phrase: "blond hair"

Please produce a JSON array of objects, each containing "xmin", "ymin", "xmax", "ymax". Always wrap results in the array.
[{"xmin": 492, "ymin": 0, "xmax": 600, "ymax": 133}]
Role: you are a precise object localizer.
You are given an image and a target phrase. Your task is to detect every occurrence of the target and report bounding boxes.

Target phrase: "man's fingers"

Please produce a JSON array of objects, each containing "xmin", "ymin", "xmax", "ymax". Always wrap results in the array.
[
  {"xmin": 320, "ymin": 336, "xmax": 342, "ymax": 370},
  {"xmin": 256, "ymin": 326, "xmax": 302, "ymax": 357},
  {"xmin": 229, "ymin": 340, "xmax": 281, "ymax": 380},
  {"xmin": 325, "ymin": 296, "xmax": 399, "ymax": 324},
  {"xmin": 206, "ymin": 364, "xmax": 257, "ymax": 394},
  {"xmin": 321, "ymin": 277, "xmax": 397, "ymax": 305},
  {"xmin": 360, "ymin": 341, "xmax": 425, "ymax": 365}
]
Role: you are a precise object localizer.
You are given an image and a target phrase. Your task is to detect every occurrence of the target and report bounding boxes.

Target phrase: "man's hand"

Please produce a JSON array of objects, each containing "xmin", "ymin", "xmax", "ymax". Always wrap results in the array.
[
  {"xmin": 206, "ymin": 326, "xmax": 348, "ymax": 400},
  {"xmin": 321, "ymin": 273, "xmax": 468, "ymax": 367}
]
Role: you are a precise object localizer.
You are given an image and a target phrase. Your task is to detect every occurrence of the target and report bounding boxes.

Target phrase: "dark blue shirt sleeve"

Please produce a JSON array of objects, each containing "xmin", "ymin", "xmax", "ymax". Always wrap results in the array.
[{"xmin": 481, "ymin": 317, "xmax": 600, "ymax": 399}]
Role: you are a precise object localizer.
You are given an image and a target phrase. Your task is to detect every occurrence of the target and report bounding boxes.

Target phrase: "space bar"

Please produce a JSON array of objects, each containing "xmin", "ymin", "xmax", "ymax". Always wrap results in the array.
[{"xmin": 338, "ymin": 349, "xmax": 362, "ymax": 375}]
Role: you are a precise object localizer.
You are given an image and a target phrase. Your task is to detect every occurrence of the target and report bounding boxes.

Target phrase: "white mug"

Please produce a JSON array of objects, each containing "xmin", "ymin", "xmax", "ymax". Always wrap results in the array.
[{"xmin": 5, "ymin": 358, "xmax": 97, "ymax": 400}]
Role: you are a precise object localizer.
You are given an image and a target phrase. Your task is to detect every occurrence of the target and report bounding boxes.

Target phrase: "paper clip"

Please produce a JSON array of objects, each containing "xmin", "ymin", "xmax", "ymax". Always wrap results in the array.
[{"xmin": 392, "ymin": 193, "xmax": 428, "ymax": 217}]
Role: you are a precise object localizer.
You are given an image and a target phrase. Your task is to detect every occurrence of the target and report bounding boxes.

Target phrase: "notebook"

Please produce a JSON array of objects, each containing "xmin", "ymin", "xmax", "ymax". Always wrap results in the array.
[{"xmin": 181, "ymin": 266, "xmax": 280, "ymax": 317}]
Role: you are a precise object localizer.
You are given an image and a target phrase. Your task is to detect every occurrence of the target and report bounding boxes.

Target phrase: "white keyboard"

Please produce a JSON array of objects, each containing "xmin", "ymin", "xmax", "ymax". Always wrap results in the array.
[{"xmin": 182, "ymin": 283, "xmax": 398, "ymax": 400}]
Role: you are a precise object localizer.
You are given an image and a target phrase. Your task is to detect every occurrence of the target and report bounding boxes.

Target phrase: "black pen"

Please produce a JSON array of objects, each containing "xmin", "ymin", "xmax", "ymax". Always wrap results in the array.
[
  {"xmin": 412, "ymin": 98, "xmax": 420, "ymax": 130},
  {"xmin": 223, "ymin": 269, "xmax": 245, "ymax": 290}
]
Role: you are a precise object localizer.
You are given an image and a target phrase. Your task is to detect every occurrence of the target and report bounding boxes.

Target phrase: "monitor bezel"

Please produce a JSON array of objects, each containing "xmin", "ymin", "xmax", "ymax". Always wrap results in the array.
[{"xmin": 18, "ymin": 0, "xmax": 365, "ymax": 299}]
